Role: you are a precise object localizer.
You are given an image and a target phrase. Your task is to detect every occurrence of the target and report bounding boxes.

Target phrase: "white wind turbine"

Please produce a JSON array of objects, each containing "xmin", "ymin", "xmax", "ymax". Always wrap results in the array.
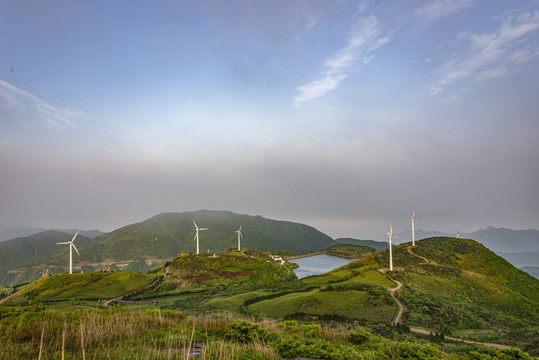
[
  {"xmin": 235, "ymin": 225, "xmax": 243, "ymax": 251},
  {"xmin": 409, "ymin": 208, "xmax": 417, "ymax": 246},
  {"xmin": 456, "ymin": 230, "xmax": 460, "ymax": 238},
  {"xmin": 56, "ymin": 230, "xmax": 80, "ymax": 274},
  {"xmin": 193, "ymin": 220, "xmax": 207, "ymax": 255},
  {"xmin": 386, "ymin": 223, "xmax": 397, "ymax": 271}
]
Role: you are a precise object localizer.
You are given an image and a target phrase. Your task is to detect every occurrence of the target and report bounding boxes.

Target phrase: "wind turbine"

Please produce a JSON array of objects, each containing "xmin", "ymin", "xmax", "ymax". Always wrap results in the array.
[
  {"xmin": 386, "ymin": 223, "xmax": 397, "ymax": 271},
  {"xmin": 56, "ymin": 230, "xmax": 80, "ymax": 274},
  {"xmin": 235, "ymin": 225, "xmax": 243, "ymax": 251},
  {"xmin": 409, "ymin": 208, "xmax": 417, "ymax": 246},
  {"xmin": 456, "ymin": 230, "xmax": 460, "ymax": 238},
  {"xmin": 193, "ymin": 220, "xmax": 207, "ymax": 255}
]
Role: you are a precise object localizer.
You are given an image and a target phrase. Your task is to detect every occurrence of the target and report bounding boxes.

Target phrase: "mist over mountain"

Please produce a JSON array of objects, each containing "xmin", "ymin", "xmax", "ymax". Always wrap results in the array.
[
  {"xmin": 0, "ymin": 225, "xmax": 46, "ymax": 242},
  {"xmin": 0, "ymin": 226, "xmax": 104, "ymax": 243}
]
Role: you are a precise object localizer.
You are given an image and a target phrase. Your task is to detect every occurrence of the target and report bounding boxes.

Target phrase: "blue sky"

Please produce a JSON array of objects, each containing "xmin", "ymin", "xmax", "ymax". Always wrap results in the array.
[{"xmin": 1, "ymin": 0, "xmax": 539, "ymax": 240}]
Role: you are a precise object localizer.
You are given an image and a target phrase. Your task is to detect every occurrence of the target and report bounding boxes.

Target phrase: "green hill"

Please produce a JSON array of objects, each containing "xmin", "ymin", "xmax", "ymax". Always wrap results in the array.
[
  {"xmin": 0, "ymin": 230, "xmax": 101, "ymax": 286},
  {"xmin": 322, "ymin": 243, "xmax": 376, "ymax": 258},
  {"xmin": 0, "ymin": 271, "xmax": 156, "ymax": 304},
  {"xmin": 1, "ymin": 249, "xmax": 298, "ymax": 308},
  {"xmin": 1, "ymin": 210, "xmax": 333, "ymax": 286},
  {"xmin": 335, "ymin": 237, "xmax": 388, "ymax": 251},
  {"xmin": 243, "ymin": 237, "xmax": 539, "ymax": 351}
]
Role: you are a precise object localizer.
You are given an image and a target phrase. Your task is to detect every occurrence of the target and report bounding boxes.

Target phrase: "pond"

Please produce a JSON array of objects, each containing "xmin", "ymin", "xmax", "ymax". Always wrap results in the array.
[{"xmin": 291, "ymin": 254, "xmax": 357, "ymax": 279}]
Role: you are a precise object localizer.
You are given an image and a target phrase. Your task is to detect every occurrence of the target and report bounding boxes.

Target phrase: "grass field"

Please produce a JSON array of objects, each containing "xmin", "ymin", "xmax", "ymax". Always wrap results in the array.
[
  {"xmin": 248, "ymin": 288, "xmax": 396, "ymax": 322},
  {"xmin": 203, "ymin": 290, "xmax": 274, "ymax": 312},
  {"xmin": 0, "ymin": 272, "xmax": 157, "ymax": 304}
]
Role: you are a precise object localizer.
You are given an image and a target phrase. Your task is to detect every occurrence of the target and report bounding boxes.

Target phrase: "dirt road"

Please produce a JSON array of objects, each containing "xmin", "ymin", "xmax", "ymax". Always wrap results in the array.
[{"xmin": 388, "ymin": 280, "xmax": 404, "ymax": 325}]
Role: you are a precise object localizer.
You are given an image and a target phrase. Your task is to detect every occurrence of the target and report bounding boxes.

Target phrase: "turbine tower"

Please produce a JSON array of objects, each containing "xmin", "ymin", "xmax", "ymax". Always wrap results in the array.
[
  {"xmin": 235, "ymin": 225, "xmax": 243, "ymax": 251},
  {"xmin": 409, "ymin": 208, "xmax": 417, "ymax": 246},
  {"xmin": 193, "ymin": 220, "xmax": 207, "ymax": 255},
  {"xmin": 56, "ymin": 230, "xmax": 80, "ymax": 274},
  {"xmin": 386, "ymin": 223, "xmax": 397, "ymax": 271},
  {"xmin": 456, "ymin": 230, "xmax": 460, "ymax": 238}
]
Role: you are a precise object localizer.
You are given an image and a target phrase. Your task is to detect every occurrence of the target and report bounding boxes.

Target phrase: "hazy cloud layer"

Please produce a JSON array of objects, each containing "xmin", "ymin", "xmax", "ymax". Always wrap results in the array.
[{"xmin": 1, "ymin": 1, "xmax": 538, "ymax": 241}]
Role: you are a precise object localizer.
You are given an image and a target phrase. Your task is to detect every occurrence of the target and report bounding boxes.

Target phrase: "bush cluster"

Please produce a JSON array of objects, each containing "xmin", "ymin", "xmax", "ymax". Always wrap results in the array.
[{"xmin": 224, "ymin": 320, "xmax": 275, "ymax": 343}]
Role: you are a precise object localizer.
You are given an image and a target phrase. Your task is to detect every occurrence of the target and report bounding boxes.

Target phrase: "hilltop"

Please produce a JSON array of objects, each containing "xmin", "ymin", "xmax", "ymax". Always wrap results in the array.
[
  {"xmin": 0, "ymin": 210, "xmax": 333, "ymax": 286},
  {"xmin": 1, "ymin": 248, "xmax": 298, "ymax": 306},
  {"xmin": 243, "ymin": 237, "xmax": 539, "ymax": 353}
]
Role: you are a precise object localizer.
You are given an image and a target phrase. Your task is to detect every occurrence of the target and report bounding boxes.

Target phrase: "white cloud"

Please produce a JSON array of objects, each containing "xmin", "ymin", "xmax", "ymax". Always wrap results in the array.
[
  {"xmin": 430, "ymin": 10, "xmax": 539, "ymax": 95},
  {"xmin": 293, "ymin": 15, "xmax": 389, "ymax": 107},
  {"xmin": 416, "ymin": 0, "xmax": 475, "ymax": 24},
  {"xmin": 0, "ymin": 80, "xmax": 88, "ymax": 128}
]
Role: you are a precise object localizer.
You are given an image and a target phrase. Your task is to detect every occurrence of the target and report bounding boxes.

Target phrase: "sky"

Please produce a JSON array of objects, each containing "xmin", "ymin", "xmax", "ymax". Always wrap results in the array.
[{"xmin": 1, "ymin": 0, "xmax": 539, "ymax": 241}]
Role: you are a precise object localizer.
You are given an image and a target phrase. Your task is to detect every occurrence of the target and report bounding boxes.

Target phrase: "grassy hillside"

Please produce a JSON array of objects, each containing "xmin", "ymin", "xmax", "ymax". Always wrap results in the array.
[
  {"xmin": 335, "ymin": 238, "xmax": 388, "ymax": 251},
  {"xmin": 241, "ymin": 238, "xmax": 539, "ymax": 352},
  {"xmin": 1, "ymin": 271, "xmax": 156, "ymax": 304},
  {"xmin": 322, "ymin": 243, "xmax": 376, "ymax": 258},
  {"xmin": 375, "ymin": 238, "xmax": 539, "ymax": 351},
  {"xmin": 89, "ymin": 210, "xmax": 334, "ymax": 259},
  {"xmin": 1, "ymin": 211, "xmax": 334, "ymax": 286},
  {"xmin": 0, "ymin": 230, "xmax": 101, "ymax": 286}
]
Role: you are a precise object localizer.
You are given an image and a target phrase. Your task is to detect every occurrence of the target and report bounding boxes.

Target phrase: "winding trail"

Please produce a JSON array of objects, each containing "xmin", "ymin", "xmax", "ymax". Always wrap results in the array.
[
  {"xmin": 388, "ymin": 280, "xmax": 404, "ymax": 325},
  {"xmin": 407, "ymin": 247, "xmax": 429, "ymax": 264},
  {"xmin": 383, "ymin": 247, "xmax": 512, "ymax": 350}
]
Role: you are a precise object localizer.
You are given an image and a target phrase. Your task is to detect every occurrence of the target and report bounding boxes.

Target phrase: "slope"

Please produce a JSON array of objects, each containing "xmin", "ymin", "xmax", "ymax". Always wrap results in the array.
[
  {"xmin": 0, "ymin": 271, "xmax": 156, "ymax": 304},
  {"xmin": 245, "ymin": 237, "xmax": 539, "ymax": 350},
  {"xmin": 12, "ymin": 211, "xmax": 332, "ymax": 281},
  {"xmin": 0, "ymin": 231, "xmax": 100, "ymax": 286}
]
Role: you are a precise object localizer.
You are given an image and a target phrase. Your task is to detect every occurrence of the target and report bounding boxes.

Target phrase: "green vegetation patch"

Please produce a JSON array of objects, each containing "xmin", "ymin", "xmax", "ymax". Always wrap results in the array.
[
  {"xmin": 165, "ymin": 251, "xmax": 297, "ymax": 290},
  {"xmin": 322, "ymin": 244, "xmax": 376, "ymax": 259},
  {"xmin": 1, "ymin": 272, "xmax": 156, "ymax": 304},
  {"xmin": 248, "ymin": 288, "xmax": 396, "ymax": 322}
]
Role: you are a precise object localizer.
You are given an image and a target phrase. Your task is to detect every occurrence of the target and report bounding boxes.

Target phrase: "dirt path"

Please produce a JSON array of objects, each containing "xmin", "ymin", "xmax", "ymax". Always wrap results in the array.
[
  {"xmin": 407, "ymin": 247, "xmax": 429, "ymax": 264},
  {"xmin": 409, "ymin": 328, "xmax": 511, "ymax": 349},
  {"xmin": 382, "ymin": 258, "xmax": 512, "ymax": 350},
  {"xmin": 388, "ymin": 280, "xmax": 404, "ymax": 325}
]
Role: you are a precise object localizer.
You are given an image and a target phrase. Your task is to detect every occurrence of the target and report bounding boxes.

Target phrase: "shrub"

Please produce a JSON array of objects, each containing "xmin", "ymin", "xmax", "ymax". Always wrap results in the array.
[
  {"xmin": 397, "ymin": 342, "xmax": 441, "ymax": 360},
  {"xmin": 464, "ymin": 345, "xmax": 532, "ymax": 360},
  {"xmin": 346, "ymin": 327, "xmax": 373, "ymax": 344},
  {"xmin": 225, "ymin": 320, "xmax": 274, "ymax": 343},
  {"xmin": 278, "ymin": 320, "xmax": 322, "ymax": 337}
]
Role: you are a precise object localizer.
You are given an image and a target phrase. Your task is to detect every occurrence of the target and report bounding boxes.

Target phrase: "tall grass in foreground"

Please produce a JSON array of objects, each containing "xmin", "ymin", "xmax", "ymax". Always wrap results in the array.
[{"xmin": 0, "ymin": 305, "xmax": 534, "ymax": 360}]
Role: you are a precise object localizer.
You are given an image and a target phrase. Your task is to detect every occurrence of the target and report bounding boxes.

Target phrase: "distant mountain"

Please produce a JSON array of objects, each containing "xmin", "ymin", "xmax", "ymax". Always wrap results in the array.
[
  {"xmin": 496, "ymin": 251, "xmax": 539, "ymax": 268},
  {"xmin": 0, "ymin": 226, "xmax": 104, "ymax": 243},
  {"xmin": 0, "ymin": 226, "xmax": 46, "ymax": 242},
  {"xmin": 465, "ymin": 227, "xmax": 539, "ymax": 253},
  {"xmin": 521, "ymin": 266, "xmax": 539, "ymax": 279},
  {"xmin": 334, "ymin": 238, "xmax": 387, "ymax": 251},
  {"xmin": 0, "ymin": 210, "xmax": 334, "ymax": 286},
  {"xmin": 51, "ymin": 228, "xmax": 105, "ymax": 239},
  {"xmin": 0, "ymin": 230, "xmax": 101, "ymax": 285}
]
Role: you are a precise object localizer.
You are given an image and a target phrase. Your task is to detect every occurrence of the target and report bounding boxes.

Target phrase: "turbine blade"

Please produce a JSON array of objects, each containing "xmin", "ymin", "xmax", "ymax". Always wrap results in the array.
[
  {"xmin": 392, "ymin": 234, "xmax": 397, "ymax": 240},
  {"xmin": 72, "ymin": 243, "xmax": 80, "ymax": 256},
  {"xmin": 239, "ymin": 225, "xmax": 242, "ymax": 232},
  {"xmin": 200, "ymin": 228, "xmax": 207, "ymax": 231},
  {"xmin": 56, "ymin": 242, "xmax": 70, "ymax": 245},
  {"xmin": 193, "ymin": 234, "xmax": 197, "ymax": 241},
  {"xmin": 193, "ymin": 220, "xmax": 198, "ymax": 229},
  {"xmin": 72, "ymin": 229, "xmax": 80, "ymax": 242}
]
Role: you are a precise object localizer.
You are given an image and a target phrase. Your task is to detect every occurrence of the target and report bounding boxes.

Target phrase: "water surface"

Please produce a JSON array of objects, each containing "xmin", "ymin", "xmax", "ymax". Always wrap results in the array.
[{"xmin": 292, "ymin": 254, "xmax": 356, "ymax": 279}]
